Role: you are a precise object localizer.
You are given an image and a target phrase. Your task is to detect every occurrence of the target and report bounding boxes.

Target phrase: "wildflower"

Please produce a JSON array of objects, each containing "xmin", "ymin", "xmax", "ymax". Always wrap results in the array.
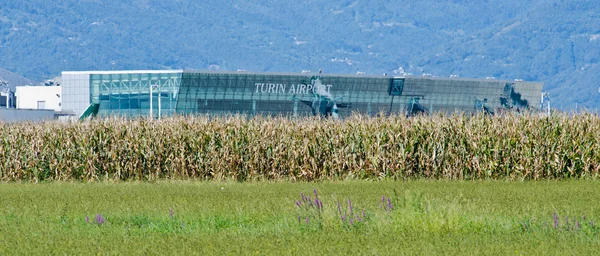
[
  {"xmin": 95, "ymin": 214, "xmax": 106, "ymax": 225},
  {"xmin": 315, "ymin": 199, "xmax": 323, "ymax": 211},
  {"xmin": 85, "ymin": 215, "xmax": 89, "ymax": 223},
  {"xmin": 553, "ymin": 213, "xmax": 558, "ymax": 229},
  {"xmin": 348, "ymin": 198, "xmax": 353, "ymax": 214}
]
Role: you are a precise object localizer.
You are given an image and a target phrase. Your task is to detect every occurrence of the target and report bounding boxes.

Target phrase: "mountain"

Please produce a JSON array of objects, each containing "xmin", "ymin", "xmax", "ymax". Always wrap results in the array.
[
  {"xmin": 0, "ymin": 0, "xmax": 598, "ymax": 110},
  {"xmin": 0, "ymin": 67, "xmax": 32, "ymax": 90}
]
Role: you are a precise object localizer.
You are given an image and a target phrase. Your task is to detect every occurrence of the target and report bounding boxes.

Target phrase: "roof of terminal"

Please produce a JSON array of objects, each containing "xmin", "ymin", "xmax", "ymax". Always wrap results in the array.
[
  {"xmin": 62, "ymin": 70, "xmax": 184, "ymax": 75},
  {"xmin": 61, "ymin": 69, "xmax": 542, "ymax": 84},
  {"xmin": 182, "ymin": 70, "xmax": 541, "ymax": 84}
]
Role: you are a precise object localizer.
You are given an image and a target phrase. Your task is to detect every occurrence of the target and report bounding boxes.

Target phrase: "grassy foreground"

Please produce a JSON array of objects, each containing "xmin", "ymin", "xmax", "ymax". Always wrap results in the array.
[{"xmin": 1, "ymin": 181, "xmax": 600, "ymax": 255}]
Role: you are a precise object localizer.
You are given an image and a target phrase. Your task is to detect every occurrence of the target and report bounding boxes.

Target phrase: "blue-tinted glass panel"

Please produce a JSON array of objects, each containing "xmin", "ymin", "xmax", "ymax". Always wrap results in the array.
[{"xmin": 91, "ymin": 72, "xmax": 182, "ymax": 118}]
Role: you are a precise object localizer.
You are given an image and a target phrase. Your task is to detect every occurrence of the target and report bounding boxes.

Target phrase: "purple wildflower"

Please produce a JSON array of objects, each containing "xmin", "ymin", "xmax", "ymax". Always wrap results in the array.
[
  {"xmin": 362, "ymin": 210, "xmax": 366, "ymax": 219},
  {"xmin": 349, "ymin": 217, "xmax": 354, "ymax": 225},
  {"xmin": 553, "ymin": 213, "xmax": 558, "ymax": 229},
  {"xmin": 296, "ymin": 200, "xmax": 302, "ymax": 208},
  {"xmin": 315, "ymin": 199, "xmax": 322, "ymax": 211},
  {"xmin": 85, "ymin": 215, "xmax": 89, "ymax": 223},
  {"xmin": 95, "ymin": 214, "xmax": 106, "ymax": 225},
  {"xmin": 337, "ymin": 201, "xmax": 342, "ymax": 216},
  {"xmin": 313, "ymin": 189, "xmax": 318, "ymax": 198},
  {"xmin": 387, "ymin": 198, "xmax": 393, "ymax": 210},
  {"xmin": 382, "ymin": 196, "xmax": 386, "ymax": 207},
  {"xmin": 170, "ymin": 208, "xmax": 174, "ymax": 219},
  {"xmin": 356, "ymin": 214, "xmax": 361, "ymax": 222},
  {"xmin": 348, "ymin": 198, "xmax": 353, "ymax": 214},
  {"xmin": 305, "ymin": 217, "xmax": 309, "ymax": 224}
]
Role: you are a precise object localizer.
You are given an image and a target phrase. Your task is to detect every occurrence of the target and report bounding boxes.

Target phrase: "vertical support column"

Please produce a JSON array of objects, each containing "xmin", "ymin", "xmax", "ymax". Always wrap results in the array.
[
  {"xmin": 293, "ymin": 100, "xmax": 298, "ymax": 118},
  {"xmin": 168, "ymin": 78, "xmax": 173, "ymax": 115},
  {"xmin": 149, "ymin": 82, "xmax": 153, "ymax": 118},
  {"xmin": 158, "ymin": 82, "xmax": 162, "ymax": 120}
]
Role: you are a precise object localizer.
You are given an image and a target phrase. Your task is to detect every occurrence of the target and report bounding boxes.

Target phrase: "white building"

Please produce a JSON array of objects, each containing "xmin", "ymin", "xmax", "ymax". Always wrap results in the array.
[{"xmin": 15, "ymin": 85, "xmax": 62, "ymax": 111}]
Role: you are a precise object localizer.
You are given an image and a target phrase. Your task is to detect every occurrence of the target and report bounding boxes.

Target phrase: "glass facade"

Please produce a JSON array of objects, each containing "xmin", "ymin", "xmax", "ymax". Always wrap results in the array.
[
  {"xmin": 174, "ymin": 71, "xmax": 542, "ymax": 117},
  {"xmin": 401, "ymin": 77, "xmax": 543, "ymax": 115},
  {"xmin": 61, "ymin": 70, "xmax": 544, "ymax": 118},
  {"xmin": 90, "ymin": 72, "xmax": 181, "ymax": 118},
  {"xmin": 176, "ymin": 72, "xmax": 399, "ymax": 117}
]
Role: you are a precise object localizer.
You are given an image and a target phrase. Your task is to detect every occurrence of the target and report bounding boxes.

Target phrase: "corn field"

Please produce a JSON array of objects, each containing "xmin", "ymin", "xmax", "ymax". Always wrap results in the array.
[{"xmin": 1, "ymin": 113, "xmax": 599, "ymax": 181}]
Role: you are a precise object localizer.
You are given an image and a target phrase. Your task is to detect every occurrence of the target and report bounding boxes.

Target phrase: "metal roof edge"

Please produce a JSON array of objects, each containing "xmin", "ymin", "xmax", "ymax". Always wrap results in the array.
[
  {"xmin": 59, "ymin": 69, "xmax": 542, "ymax": 84},
  {"xmin": 62, "ymin": 70, "xmax": 184, "ymax": 75}
]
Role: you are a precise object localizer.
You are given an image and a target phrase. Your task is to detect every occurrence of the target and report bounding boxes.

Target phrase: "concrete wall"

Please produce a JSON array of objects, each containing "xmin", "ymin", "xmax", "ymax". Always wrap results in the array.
[
  {"xmin": 15, "ymin": 86, "xmax": 62, "ymax": 111},
  {"xmin": 0, "ymin": 109, "xmax": 56, "ymax": 123}
]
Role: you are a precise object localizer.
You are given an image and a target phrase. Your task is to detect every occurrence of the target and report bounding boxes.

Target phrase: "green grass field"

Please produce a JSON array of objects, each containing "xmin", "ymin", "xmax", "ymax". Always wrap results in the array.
[{"xmin": 1, "ymin": 181, "xmax": 599, "ymax": 255}]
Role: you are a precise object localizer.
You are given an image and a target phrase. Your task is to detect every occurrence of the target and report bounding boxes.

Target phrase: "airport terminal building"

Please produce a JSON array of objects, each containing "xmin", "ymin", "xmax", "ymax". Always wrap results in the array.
[{"xmin": 61, "ymin": 70, "xmax": 543, "ymax": 119}]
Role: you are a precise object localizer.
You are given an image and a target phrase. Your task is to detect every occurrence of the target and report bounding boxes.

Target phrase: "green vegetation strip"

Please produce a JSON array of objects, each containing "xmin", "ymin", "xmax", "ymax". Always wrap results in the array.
[
  {"xmin": 0, "ymin": 181, "xmax": 599, "ymax": 254},
  {"xmin": 2, "ymin": 113, "xmax": 600, "ymax": 181}
]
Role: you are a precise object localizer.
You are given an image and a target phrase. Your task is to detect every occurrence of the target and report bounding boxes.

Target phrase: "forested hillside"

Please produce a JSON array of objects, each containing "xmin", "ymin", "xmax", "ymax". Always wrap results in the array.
[
  {"xmin": 0, "ymin": 0, "xmax": 598, "ymax": 109},
  {"xmin": 0, "ymin": 68, "xmax": 30, "ymax": 90}
]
